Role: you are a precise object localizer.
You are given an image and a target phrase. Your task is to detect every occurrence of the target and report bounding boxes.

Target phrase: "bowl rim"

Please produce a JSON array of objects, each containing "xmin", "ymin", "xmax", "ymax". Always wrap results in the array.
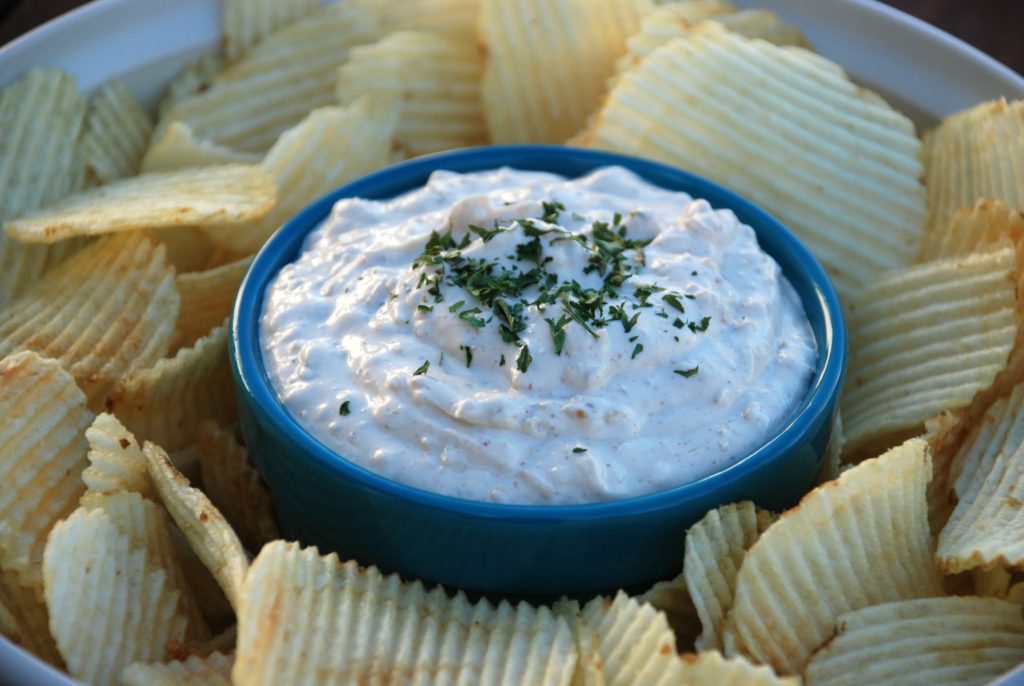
[{"xmin": 232, "ymin": 144, "xmax": 847, "ymax": 518}]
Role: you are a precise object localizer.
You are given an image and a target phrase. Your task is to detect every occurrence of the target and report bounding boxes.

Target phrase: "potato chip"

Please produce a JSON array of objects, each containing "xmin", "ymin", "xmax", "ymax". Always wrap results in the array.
[
  {"xmin": 348, "ymin": 0, "xmax": 481, "ymax": 38},
  {"xmin": 204, "ymin": 98, "xmax": 397, "ymax": 254},
  {"xmin": 636, "ymin": 573, "xmax": 702, "ymax": 651},
  {"xmin": 937, "ymin": 383, "xmax": 1024, "ymax": 573},
  {"xmin": 43, "ymin": 492, "xmax": 206, "ymax": 686},
  {"xmin": 0, "ymin": 566, "xmax": 62, "ymax": 667},
  {"xmin": 480, "ymin": 0, "xmax": 650, "ymax": 144},
  {"xmin": 81, "ymin": 78, "xmax": 154, "ymax": 185},
  {"xmin": 154, "ymin": 226, "xmax": 219, "ymax": 274},
  {"xmin": 223, "ymin": 0, "xmax": 322, "ymax": 61},
  {"xmin": 141, "ymin": 122, "xmax": 260, "ymax": 173},
  {"xmin": 121, "ymin": 651, "xmax": 234, "ymax": 686},
  {"xmin": 551, "ymin": 598, "xmax": 601, "ymax": 686},
  {"xmin": 923, "ymin": 99, "xmax": 1024, "ymax": 233},
  {"xmin": 972, "ymin": 566, "xmax": 1015, "ymax": 598},
  {"xmin": 168, "ymin": 523, "xmax": 235, "ymax": 631},
  {"xmin": 336, "ymin": 31, "xmax": 485, "ymax": 157},
  {"xmin": 0, "ymin": 351, "xmax": 91, "ymax": 594},
  {"xmin": 679, "ymin": 650, "xmax": 796, "ymax": 686},
  {"xmin": 234, "ymin": 540, "xmax": 576, "ymax": 686},
  {"xmin": 159, "ymin": 3, "xmax": 386, "ymax": 154},
  {"xmin": 145, "ymin": 442, "xmax": 249, "ymax": 612},
  {"xmin": 804, "ymin": 597, "xmax": 1024, "ymax": 686},
  {"xmin": 723, "ymin": 439, "xmax": 943, "ymax": 675},
  {"xmin": 195, "ymin": 423, "xmax": 280, "ymax": 552},
  {"xmin": 0, "ymin": 232, "xmax": 179, "ymax": 406},
  {"xmin": 921, "ymin": 409, "xmax": 971, "ymax": 532},
  {"xmin": 580, "ymin": 29, "xmax": 925, "ymax": 296},
  {"xmin": 0, "ymin": 69, "xmax": 87, "ymax": 306},
  {"xmin": 173, "ymin": 256, "xmax": 252, "ymax": 351},
  {"xmin": 841, "ymin": 245, "xmax": 1018, "ymax": 457},
  {"xmin": 920, "ymin": 198, "xmax": 1024, "ymax": 263},
  {"xmin": 82, "ymin": 412, "xmax": 152, "ymax": 499},
  {"xmin": 158, "ymin": 54, "xmax": 226, "ymax": 120},
  {"xmin": 108, "ymin": 320, "xmax": 235, "ymax": 453},
  {"xmin": 684, "ymin": 501, "xmax": 775, "ymax": 652},
  {"xmin": 4, "ymin": 164, "xmax": 276, "ymax": 243}
]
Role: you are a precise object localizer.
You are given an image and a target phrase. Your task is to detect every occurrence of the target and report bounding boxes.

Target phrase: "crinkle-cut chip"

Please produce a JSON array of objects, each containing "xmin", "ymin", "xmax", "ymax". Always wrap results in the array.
[
  {"xmin": 4, "ymin": 165, "xmax": 276, "ymax": 243},
  {"xmin": 195, "ymin": 423, "xmax": 279, "ymax": 552},
  {"xmin": 81, "ymin": 78, "xmax": 153, "ymax": 185},
  {"xmin": 121, "ymin": 651, "xmax": 234, "ymax": 686},
  {"xmin": 581, "ymin": 29, "xmax": 924, "ymax": 297},
  {"xmin": 168, "ymin": 524, "xmax": 235, "ymax": 632},
  {"xmin": 82, "ymin": 412, "xmax": 152, "ymax": 499},
  {"xmin": 108, "ymin": 320, "xmax": 235, "ymax": 453},
  {"xmin": 684, "ymin": 501, "xmax": 775, "ymax": 652},
  {"xmin": 680, "ymin": 651, "xmax": 796, "ymax": 686},
  {"xmin": 43, "ymin": 492, "xmax": 206, "ymax": 686},
  {"xmin": 972, "ymin": 566, "xmax": 1016, "ymax": 598},
  {"xmin": 709, "ymin": 10, "xmax": 808, "ymax": 46},
  {"xmin": 937, "ymin": 383, "xmax": 1024, "ymax": 573},
  {"xmin": 923, "ymin": 99, "xmax": 1024, "ymax": 234},
  {"xmin": 348, "ymin": 0, "xmax": 481, "ymax": 37},
  {"xmin": 636, "ymin": 573, "xmax": 702, "ymax": 651},
  {"xmin": 920, "ymin": 198, "xmax": 1024, "ymax": 262},
  {"xmin": 804, "ymin": 597, "xmax": 1024, "ymax": 686},
  {"xmin": 223, "ymin": 0, "xmax": 322, "ymax": 61},
  {"xmin": 551, "ymin": 598, "xmax": 601, "ymax": 686},
  {"xmin": 158, "ymin": 54, "xmax": 225, "ymax": 120},
  {"xmin": 158, "ymin": 3, "xmax": 386, "ymax": 154},
  {"xmin": 336, "ymin": 31, "xmax": 485, "ymax": 157},
  {"xmin": 0, "ymin": 69, "xmax": 87, "ymax": 307},
  {"xmin": 0, "ymin": 351, "xmax": 91, "ymax": 592},
  {"xmin": 922, "ymin": 409, "xmax": 972, "ymax": 532},
  {"xmin": 204, "ymin": 98, "xmax": 397, "ymax": 254},
  {"xmin": 723, "ymin": 439, "xmax": 943, "ymax": 675},
  {"xmin": 234, "ymin": 540, "xmax": 576, "ymax": 686},
  {"xmin": 0, "ymin": 232, "xmax": 179, "ymax": 407},
  {"xmin": 480, "ymin": 0, "xmax": 650, "ymax": 144},
  {"xmin": 815, "ymin": 411, "xmax": 845, "ymax": 485},
  {"xmin": 173, "ymin": 257, "xmax": 252, "ymax": 351},
  {"xmin": 841, "ymin": 245, "xmax": 1018, "ymax": 457},
  {"xmin": 142, "ymin": 122, "xmax": 260, "ymax": 173},
  {"xmin": 156, "ymin": 227, "xmax": 220, "ymax": 274},
  {"xmin": 0, "ymin": 566, "xmax": 62, "ymax": 667},
  {"xmin": 145, "ymin": 442, "xmax": 248, "ymax": 612}
]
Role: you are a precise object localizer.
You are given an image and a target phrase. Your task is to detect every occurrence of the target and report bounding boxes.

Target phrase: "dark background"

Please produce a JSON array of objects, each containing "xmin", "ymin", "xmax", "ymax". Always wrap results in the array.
[{"xmin": 1, "ymin": 0, "xmax": 1023, "ymax": 75}]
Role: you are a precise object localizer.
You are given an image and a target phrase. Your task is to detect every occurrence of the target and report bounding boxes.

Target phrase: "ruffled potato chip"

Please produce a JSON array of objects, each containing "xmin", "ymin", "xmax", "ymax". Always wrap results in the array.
[
  {"xmin": 841, "ymin": 245, "xmax": 1018, "ymax": 457},
  {"xmin": 4, "ymin": 164, "xmax": 276, "ymax": 243},
  {"xmin": 636, "ymin": 573, "xmax": 702, "ymax": 651},
  {"xmin": 204, "ymin": 98, "xmax": 397, "ymax": 254},
  {"xmin": 173, "ymin": 256, "xmax": 252, "ymax": 351},
  {"xmin": 0, "ymin": 352, "xmax": 91, "ymax": 593},
  {"xmin": 82, "ymin": 412, "xmax": 152, "ymax": 499},
  {"xmin": 684, "ymin": 501, "xmax": 775, "ymax": 652},
  {"xmin": 723, "ymin": 439, "xmax": 943, "ymax": 675},
  {"xmin": 804, "ymin": 597, "xmax": 1024, "ymax": 686},
  {"xmin": 234, "ymin": 540, "xmax": 576, "ymax": 685},
  {"xmin": 121, "ymin": 651, "xmax": 234, "ymax": 686},
  {"xmin": 141, "ymin": 122, "xmax": 260, "ymax": 173},
  {"xmin": 0, "ymin": 565, "xmax": 62, "ymax": 667},
  {"xmin": 580, "ymin": 29, "xmax": 925, "ymax": 296},
  {"xmin": 920, "ymin": 198, "xmax": 1024, "ymax": 263},
  {"xmin": 336, "ymin": 31, "xmax": 485, "ymax": 157},
  {"xmin": 937, "ymin": 383, "xmax": 1024, "ymax": 573},
  {"xmin": 679, "ymin": 650, "xmax": 796, "ymax": 686},
  {"xmin": 223, "ymin": 0, "xmax": 322, "ymax": 61},
  {"xmin": 579, "ymin": 592, "xmax": 681, "ymax": 685},
  {"xmin": 0, "ymin": 69, "xmax": 87, "ymax": 307},
  {"xmin": 195, "ymin": 423, "xmax": 279, "ymax": 552},
  {"xmin": 107, "ymin": 320, "xmax": 235, "ymax": 453},
  {"xmin": 923, "ymin": 98, "xmax": 1024, "ymax": 233},
  {"xmin": 480, "ymin": 0, "xmax": 650, "ymax": 143},
  {"xmin": 0, "ymin": 232, "xmax": 179, "ymax": 406},
  {"xmin": 81, "ymin": 78, "xmax": 153, "ymax": 185},
  {"xmin": 43, "ymin": 492, "xmax": 207, "ymax": 686},
  {"xmin": 145, "ymin": 442, "xmax": 249, "ymax": 611},
  {"xmin": 349, "ymin": 0, "xmax": 481, "ymax": 38},
  {"xmin": 158, "ymin": 54, "xmax": 225, "ymax": 120},
  {"xmin": 159, "ymin": 3, "xmax": 386, "ymax": 154}
]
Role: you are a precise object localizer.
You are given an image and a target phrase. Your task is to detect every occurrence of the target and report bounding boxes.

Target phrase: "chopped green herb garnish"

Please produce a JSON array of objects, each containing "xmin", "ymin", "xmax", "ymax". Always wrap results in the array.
[
  {"xmin": 541, "ymin": 200, "xmax": 565, "ymax": 224},
  {"xmin": 572, "ymin": 446, "xmax": 587, "ymax": 454},
  {"xmin": 613, "ymin": 212, "xmax": 622, "ymax": 226},
  {"xmin": 674, "ymin": 366, "xmax": 699, "ymax": 378},
  {"xmin": 499, "ymin": 353, "xmax": 506, "ymax": 366},
  {"xmin": 545, "ymin": 315, "xmax": 570, "ymax": 355},
  {"xmin": 688, "ymin": 316, "xmax": 711, "ymax": 333},
  {"xmin": 461, "ymin": 345, "xmax": 473, "ymax": 368},
  {"xmin": 448, "ymin": 300, "xmax": 466, "ymax": 313},
  {"xmin": 413, "ymin": 360, "xmax": 430, "ymax": 376},
  {"xmin": 631, "ymin": 343, "xmax": 644, "ymax": 359},
  {"xmin": 662, "ymin": 293, "xmax": 686, "ymax": 313},
  {"xmin": 417, "ymin": 304, "xmax": 433, "ymax": 313},
  {"xmin": 516, "ymin": 344, "xmax": 533, "ymax": 373},
  {"xmin": 338, "ymin": 401, "xmax": 350, "ymax": 416},
  {"xmin": 672, "ymin": 317, "xmax": 685, "ymax": 329}
]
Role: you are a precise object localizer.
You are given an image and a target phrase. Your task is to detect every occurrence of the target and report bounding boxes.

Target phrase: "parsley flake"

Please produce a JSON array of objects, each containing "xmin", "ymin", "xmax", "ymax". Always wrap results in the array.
[
  {"xmin": 674, "ymin": 366, "xmax": 699, "ymax": 378},
  {"xmin": 338, "ymin": 401, "xmax": 351, "ymax": 416},
  {"xmin": 572, "ymin": 446, "xmax": 588, "ymax": 454},
  {"xmin": 413, "ymin": 360, "xmax": 430, "ymax": 376},
  {"xmin": 516, "ymin": 344, "xmax": 533, "ymax": 373}
]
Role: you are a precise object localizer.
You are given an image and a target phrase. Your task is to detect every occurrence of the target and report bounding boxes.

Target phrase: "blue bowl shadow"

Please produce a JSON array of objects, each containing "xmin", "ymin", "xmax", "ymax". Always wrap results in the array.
[{"xmin": 231, "ymin": 145, "xmax": 847, "ymax": 597}]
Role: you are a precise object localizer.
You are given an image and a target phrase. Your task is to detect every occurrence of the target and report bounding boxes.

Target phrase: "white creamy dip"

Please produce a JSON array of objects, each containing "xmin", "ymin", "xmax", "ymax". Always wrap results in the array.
[{"xmin": 261, "ymin": 167, "xmax": 816, "ymax": 504}]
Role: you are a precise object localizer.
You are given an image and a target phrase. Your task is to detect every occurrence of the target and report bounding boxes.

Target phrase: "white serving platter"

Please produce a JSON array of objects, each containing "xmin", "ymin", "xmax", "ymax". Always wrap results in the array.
[{"xmin": 0, "ymin": 1, "xmax": 1022, "ymax": 684}]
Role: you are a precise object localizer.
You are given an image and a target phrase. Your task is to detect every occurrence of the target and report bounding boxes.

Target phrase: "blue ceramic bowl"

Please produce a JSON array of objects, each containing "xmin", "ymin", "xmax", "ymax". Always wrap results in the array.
[{"xmin": 231, "ymin": 145, "xmax": 846, "ymax": 597}]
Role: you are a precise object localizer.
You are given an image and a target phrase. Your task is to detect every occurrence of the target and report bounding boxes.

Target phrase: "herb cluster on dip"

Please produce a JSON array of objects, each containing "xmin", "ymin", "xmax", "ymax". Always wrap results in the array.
[{"xmin": 0, "ymin": 0, "xmax": 1023, "ymax": 685}]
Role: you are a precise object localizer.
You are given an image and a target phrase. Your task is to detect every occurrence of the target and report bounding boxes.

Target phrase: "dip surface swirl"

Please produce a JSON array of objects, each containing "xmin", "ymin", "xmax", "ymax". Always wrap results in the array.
[{"xmin": 260, "ymin": 167, "xmax": 816, "ymax": 504}]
